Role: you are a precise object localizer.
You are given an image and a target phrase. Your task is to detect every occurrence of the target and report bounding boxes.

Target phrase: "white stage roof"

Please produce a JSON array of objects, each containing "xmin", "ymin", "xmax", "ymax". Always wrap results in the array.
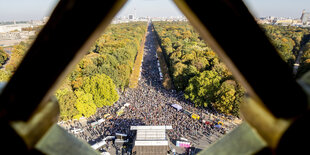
[
  {"xmin": 130, "ymin": 126, "xmax": 172, "ymax": 141},
  {"xmin": 130, "ymin": 126, "xmax": 172, "ymax": 130},
  {"xmin": 91, "ymin": 140, "xmax": 106, "ymax": 150},
  {"xmin": 135, "ymin": 140, "xmax": 168, "ymax": 146}
]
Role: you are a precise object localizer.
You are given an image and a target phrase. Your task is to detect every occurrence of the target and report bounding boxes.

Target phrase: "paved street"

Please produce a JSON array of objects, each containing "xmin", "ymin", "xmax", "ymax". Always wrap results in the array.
[{"xmin": 60, "ymin": 22, "xmax": 241, "ymax": 155}]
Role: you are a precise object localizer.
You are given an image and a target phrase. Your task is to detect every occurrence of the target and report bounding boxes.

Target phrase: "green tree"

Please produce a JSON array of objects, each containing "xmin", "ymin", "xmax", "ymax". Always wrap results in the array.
[
  {"xmin": 56, "ymin": 88, "xmax": 79, "ymax": 120},
  {"xmin": 74, "ymin": 90, "xmax": 97, "ymax": 118},
  {"xmin": 154, "ymin": 21, "xmax": 245, "ymax": 116},
  {"xmin": 5, "ymin": 43, "xmax": 28, "ymax": 72},
  {"xmin": 162, "ymin": 37, "xmax": 173, "ymax": 54},
  {"xmin": 212, "ymin": 80, "xmax": 236, "ymax": 115},
  {"xmin": 172, "ymin": 62, "xmax": 187, "ymax": 90},
  {"xmin": 211, "ymin": 80, "xmax": 244, "ymax": 116},
  {"xmin": 0, "ymin": 47, "xmax": 8, "ymax": 67},
  {"xmin": 184, "ymin": 70, "xmax": 222, "ymax": 107},
  {"xmin": 81, "ymin": 74, "xmax": 119, "ymax": 107},
  {"xmin": 191, "ymin": 57, "xmax": 209, "ymax": 72},
  {"xmin": 0, "ymin": 70, "xmax": 11, "ymax": 82},
  {"xmin": 232, "ymin": 83, "xmax": 245, "ymax": 116},
  {"xmin": 212, "ymin": 62, "xmax": 232, "ymax": 80}
]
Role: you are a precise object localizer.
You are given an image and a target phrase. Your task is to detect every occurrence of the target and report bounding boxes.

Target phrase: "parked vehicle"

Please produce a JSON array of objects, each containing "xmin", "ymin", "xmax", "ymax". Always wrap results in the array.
[{"xmin": 183, "ymin": 110, "xmax": 192, "ymax": 116}]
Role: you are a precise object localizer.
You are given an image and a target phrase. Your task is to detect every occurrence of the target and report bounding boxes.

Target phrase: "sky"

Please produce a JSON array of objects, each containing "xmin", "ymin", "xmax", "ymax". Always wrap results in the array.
[
  {"xmin": 0, "ymin": 0, "xmax": 59, "ymax": 21},
  {"xmin": 1, "ymin": 0, "xmax": 310, "ymax": 21},
  {"xmin": 116, "ymin": 0, "xmax": 182, "ymax": 17},
  {"xmin": 244, "ymin": 0, "xmax": 310, "ymax": 18}
]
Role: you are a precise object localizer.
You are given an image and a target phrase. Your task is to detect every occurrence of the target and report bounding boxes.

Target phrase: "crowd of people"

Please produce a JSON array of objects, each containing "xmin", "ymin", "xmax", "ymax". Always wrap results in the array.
[{"xmin": 58, "ymin": 23, "xmax": 240, "ymax": 154}]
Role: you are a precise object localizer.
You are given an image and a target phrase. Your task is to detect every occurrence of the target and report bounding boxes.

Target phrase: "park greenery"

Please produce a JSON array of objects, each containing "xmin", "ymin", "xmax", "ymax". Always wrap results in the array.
[
  {"xmin": 0, "ymin": 22, "xmax": 147, "ymax": 120},
  {"xmin": 152, "ymin": 22, "xmax": 310, "ymax": 116},
  {"xmin": 0, "ymin": 47, "xmax": 9, "ymax": 68},
  {"xmin": 153, "ymin": 21, "xmax": 244, "ymax": 116},
  {"xmin": 262, "ymin": 24, "xmax": 310, "ymax": 68},
  {"xmin": 129, "ymin": 26, "xmax": 146, "ymax": 88},
  {"xmin": 261, "ymin": 25, "xmax": 310, "ymax": 78},
  {"xmin": 2, "ymin": 21, "xmax": 310, "ymax": 119},
  {"xmin": 0, "ymin": 41, "xmax": 29, "ymax": 81},
  {"xmin": 58, "ymin": 22, "xmax": 147, "ymax": 120},
  {"xmin": 298, "ymin": 41, "xmax": 310, "ymax": 76}
]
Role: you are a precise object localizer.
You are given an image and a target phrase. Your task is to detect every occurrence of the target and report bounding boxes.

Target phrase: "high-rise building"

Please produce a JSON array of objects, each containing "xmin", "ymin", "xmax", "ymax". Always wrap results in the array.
[
  {"xmin": 129, "ymin": 14, "xmax": 134, "ymax": 20},
  {"xmin": 301, "ymin": 9, "xmax": 310, "ymax": 25}
]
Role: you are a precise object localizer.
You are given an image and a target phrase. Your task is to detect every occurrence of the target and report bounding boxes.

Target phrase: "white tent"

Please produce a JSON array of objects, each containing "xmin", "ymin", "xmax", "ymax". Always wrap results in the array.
[
  {"xmin": 91, "ymin": 140, "xmax": 106, "ymax": 150},
  {"xmin": 171, "ymin": 104, "xmax": 182, "ymax": 111},
  {"xmin": 97, "ymin": 119, "xmax": 105, "ymax": 124},
  {"xmin": 124, "ymin": 103, "xmax": 130, "ymax": 107}
]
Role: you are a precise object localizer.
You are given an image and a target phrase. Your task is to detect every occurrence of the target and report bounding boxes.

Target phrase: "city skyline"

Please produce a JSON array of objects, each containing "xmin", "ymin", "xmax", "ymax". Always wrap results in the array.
[
  {"xmin": 1, "ymin": 0, "xmax": 310, "ymax": 21},
  {"xmin": 244, "ymin": 0, "xmax": 310, "ymax": 18},
  {"xmin": 0, "ymin": 0, "xmax": 58, "ymax": 21},
  {"xmin": 116, "ymin": 0, "xmax": 182, "ymax": 18}
]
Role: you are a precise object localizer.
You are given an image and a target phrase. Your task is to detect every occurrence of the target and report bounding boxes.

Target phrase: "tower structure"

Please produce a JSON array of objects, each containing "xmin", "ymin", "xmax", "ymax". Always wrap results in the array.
[
  {"xmin": 134, "ymin": 8, "xmax": 137, "ymax": 20},
  {"xmin": 301, "ymin": 9, "xmax": 310, "ymax": 25}
]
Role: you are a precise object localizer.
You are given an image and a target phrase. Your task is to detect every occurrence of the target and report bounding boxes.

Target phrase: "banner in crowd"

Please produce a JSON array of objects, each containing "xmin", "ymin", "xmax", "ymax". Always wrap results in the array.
[{"xmin": 176, "ymin": 141, "xmax": 191, "ymax": 148}]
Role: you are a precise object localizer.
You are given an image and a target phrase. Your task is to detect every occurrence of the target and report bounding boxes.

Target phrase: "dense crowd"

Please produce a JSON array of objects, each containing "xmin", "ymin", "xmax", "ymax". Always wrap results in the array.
[{"xmin": 59, "ymin": 23, "xmax": 240, "ymax": 153}]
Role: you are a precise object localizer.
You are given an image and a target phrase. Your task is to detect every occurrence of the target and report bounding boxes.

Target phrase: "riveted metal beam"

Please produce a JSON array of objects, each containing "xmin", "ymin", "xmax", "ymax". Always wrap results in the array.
[
  {"xmin": 0, "ymin": 0, "xmax": 127, "ymax": 121},
  {"xmin": 173, "ymin": 0, "xmax": 307, "ymax": 119},
  {"xmin": 173, "ymin": 0, "xmax": 310, "ymax": 153}
]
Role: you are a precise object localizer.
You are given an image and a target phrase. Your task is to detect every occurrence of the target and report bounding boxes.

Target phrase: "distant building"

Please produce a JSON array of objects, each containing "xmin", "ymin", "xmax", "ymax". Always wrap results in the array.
[
  {"xmin": 43, "ymin": 16, "xmax": 50, "ymax": 23},
  {"xmin": 274, "ymin": 19, "xmax": 294, "ymax": 26},
  {"xmin": 0, "ymin": 32, "xmax": 21, "ymax": 40},
  {"xmin": 256, "ymin": 15, "xmax": 304, "ymax": 27},
  {"xmin": 130, "ymin": 126, "xmax": 172, "ymax": 155},
  {"xmin": 257, "ymin": 16, "xmax": 275, "ymax": 24},
  {"xmin": 301, "ymin": 9, "xmax": 310, "ymax": 25},
  {"xmin": 129, "ymin": 14, "xmax": 134, "ymax": 20},
  {"xmin": 30, "ymin": 20, "xmax": 44, "ymax": 26},
  {"xmin": 0, "ymin": 24, "xmax": 32, "ymax": 33},
  {"xmin": 150, "ymin": 16, "xmax": 187, "ymax": 22}
]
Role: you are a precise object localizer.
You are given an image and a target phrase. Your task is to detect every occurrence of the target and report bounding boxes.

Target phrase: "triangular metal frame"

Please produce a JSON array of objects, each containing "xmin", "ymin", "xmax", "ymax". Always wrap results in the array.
[{"xmin": 0, "ymin": 0, "xmax": 309, "ymax": 154}]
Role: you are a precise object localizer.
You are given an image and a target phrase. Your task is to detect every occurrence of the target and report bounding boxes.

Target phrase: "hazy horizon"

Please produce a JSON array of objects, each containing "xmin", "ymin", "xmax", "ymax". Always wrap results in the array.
[
  {"xmin": 0, "ymin": 0, "xmax": 310, "ymax": 22},
  {"xmin": 244, "ymin": 0, "xmax": 310, "ymax": 18}
]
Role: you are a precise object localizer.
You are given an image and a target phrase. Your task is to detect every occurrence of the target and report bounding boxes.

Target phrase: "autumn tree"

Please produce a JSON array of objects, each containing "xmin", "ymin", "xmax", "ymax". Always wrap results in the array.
[
  {"xmin": 5, "ymin": 42, "xmax": 29, "ymax": 73},
  {"xmin": 81, "ymin": 74, "xmax": 119, "ymax": 107},
  {"xmin": 154, "ymin": 21, "xmax": 245, "ymax": 115},
  {"xmin": 74, "ymin": 90, "xmax": 97, "ymax": 118},
  {"xmin": 0, "ymin": 70, "xmax": 11, "ymax": 81},
  {"xmin": 184, "ymin": 70, "xmax": 222, "ymax": 107},
  {"xmin": 212, "ymin": 80, "xmax": 238, "ymax": 115},
  {"xmin": 56, "ymin": 88, "xmax": 79, "ymax": 120},
  {"xmin": 0, "ymin": 47, "xmax": 8, "ymax": 68}
]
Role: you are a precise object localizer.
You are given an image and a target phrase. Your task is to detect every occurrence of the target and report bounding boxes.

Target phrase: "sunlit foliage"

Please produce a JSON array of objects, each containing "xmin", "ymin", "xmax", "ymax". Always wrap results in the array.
[
  {"xmin": 0, "ymin": 22, "xmax": 147, "ymax": 120},
  {"xmin": 153, "ymin": 21, "xmax": 243, "ymax": 116}
]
